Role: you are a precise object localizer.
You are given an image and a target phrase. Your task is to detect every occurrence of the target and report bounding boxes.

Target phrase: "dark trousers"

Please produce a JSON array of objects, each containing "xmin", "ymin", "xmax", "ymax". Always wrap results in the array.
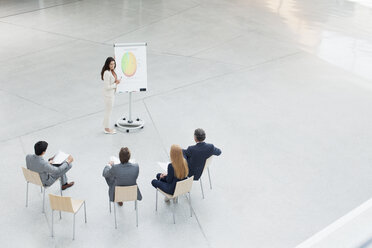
[{"xmin": 151, "ymin": 173, "xmax": 173, "ymax": 194}]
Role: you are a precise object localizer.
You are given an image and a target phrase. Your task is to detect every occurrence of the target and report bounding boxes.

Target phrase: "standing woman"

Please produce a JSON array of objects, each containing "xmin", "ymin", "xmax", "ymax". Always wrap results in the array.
[
  {"xmin": 151, "ymin": 145, "xmax": 189, "ymax": 201},
  {"xmin": 101, "ymin": 57, "xmax": 121, "ymax": 134}
]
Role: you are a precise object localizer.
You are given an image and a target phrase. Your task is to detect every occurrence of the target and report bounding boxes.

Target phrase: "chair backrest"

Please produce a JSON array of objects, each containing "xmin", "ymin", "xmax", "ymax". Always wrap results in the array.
[
  {"xmin": 202, "ymin": 156, "xmax": 213, "ymax": 174},
  {"xmin": 22, "ymin": 167, "xmax": 43, "ymax": 186},
  {"xmin": 173, "ymin": 176, "xmax": 194, "ymax": 197},
  {"xmin": 114, "ymin": 185, "xmax": 138, "ymax": 202},
  {"xmin": 49, "ymin": 194, "xmax": 74, "ymax": 213}
]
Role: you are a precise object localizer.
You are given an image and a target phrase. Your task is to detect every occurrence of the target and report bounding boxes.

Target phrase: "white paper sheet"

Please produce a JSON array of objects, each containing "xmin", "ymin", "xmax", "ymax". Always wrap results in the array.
[
  {"xmin": 157, "ymin": 162, "xmax": 169, "ymax": 172},
  {"xmin": 109, "ymin": 156, "xmax": 135, "ymax": 164},
  {"xmin": 53, "ymin": 151, "xmax": 69, "ymax": 164}
]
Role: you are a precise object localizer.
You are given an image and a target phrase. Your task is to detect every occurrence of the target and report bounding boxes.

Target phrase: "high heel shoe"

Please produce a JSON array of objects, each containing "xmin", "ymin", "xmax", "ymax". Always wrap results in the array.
[{"xmin": 104, "ymin": 129, "xmax": 117, "ymax": 134}]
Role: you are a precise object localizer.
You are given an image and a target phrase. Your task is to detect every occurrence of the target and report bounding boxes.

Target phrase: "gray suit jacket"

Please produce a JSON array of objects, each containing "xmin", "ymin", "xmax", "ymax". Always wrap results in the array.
[
  {"xmin": 102, "ymin": 162, "xmax": 142, "ymax": 202},
  {"xmin": 26, "ymin": 154, "xmax": 68, "ymax": 186}
]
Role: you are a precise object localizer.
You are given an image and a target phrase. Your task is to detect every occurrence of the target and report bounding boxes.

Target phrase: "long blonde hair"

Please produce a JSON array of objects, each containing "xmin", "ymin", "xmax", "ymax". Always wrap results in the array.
[{"xmin": 170, "ymin": 144, "xmax": 188, "ymax": 179}]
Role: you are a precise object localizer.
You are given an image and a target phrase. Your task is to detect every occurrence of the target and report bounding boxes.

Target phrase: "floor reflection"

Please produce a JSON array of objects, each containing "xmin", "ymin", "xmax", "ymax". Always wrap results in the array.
[{"xmin": 263, "ymin": 0, "xmax": 372, "ymax": 80}]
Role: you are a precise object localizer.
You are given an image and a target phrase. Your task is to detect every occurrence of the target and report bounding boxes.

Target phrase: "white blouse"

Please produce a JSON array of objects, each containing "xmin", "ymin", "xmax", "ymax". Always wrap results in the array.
[{"xmin": 103, "ymin": 70, "xmax": 117, "ymax": 97}]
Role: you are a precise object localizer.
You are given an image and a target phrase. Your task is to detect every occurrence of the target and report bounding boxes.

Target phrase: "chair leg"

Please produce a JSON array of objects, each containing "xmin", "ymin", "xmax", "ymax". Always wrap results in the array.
[
  {"xmin": 135, "ymin": 200, "xmax": 138, "ymax": 227},
  {"xmin": 207, "ymin": 167, "xmax": 212, "ymax": 189},
  {"xmin": 60, "ymin": 178, "xmax": 63, "ymax": 196},
  {"xmin": 84, "ymin": 202, "xmax": 87, "ymax": 223},
  {"xmin": 42, "ymin": 187, "xmax": 46, "ymax": 213},
  {"xmin": 114, "ymin": 203, "xmax": 117, "ymax": 229},
  {"xmin": 172, "ymin": 201, "xmax": 176, "ymax": 224},
  {"xmin": 109, "ymin": 200, "xmax": 111, "ymax": 213},
  {"xmin": 26, "ymin": 182, "xmax": 29, "ymax": 207},
  {"xmin": 51, "ymin": 210, "xmax": 54, "ymax": 237},
  {"xmin": 155, "ymin": 189, "xmax": 158, "ymax": 212},
  {"xmin": 73, "ymin": 213, "xmax": 75, "ymax": 240},
  {"xmin": 200, "ymin": 178, "xmax": 205, "ymax": 199},
  {"xmin": 188, "ymin": 192, "xmax": 192, "ymax": 217}
]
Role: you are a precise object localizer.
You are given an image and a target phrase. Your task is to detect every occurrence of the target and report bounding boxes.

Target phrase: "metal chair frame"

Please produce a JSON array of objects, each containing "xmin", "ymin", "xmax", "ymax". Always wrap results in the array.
[
  {"xmin": 155, "ymin": 176, "xmax": 194, "ymax": 224},
  {"xmin": 49, "ymin": 194, "xmax": 87, "ymax": 240},
  {"xmin": 22, "ymin": 167, "xmax": 62, "ymax": 213},
  {"xmin": 197, "ymin": 156, "xmax": 213, "ymax": 199},
  {"xmin": 109, "ymin": 185, "xmax": 139, "ymax": 229}
]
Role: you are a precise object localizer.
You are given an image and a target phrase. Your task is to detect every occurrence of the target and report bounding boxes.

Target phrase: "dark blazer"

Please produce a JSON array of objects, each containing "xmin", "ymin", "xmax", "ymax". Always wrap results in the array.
[
  {"xmin": 162, "ymin": 163, "xmax": 181, "ymax": 195},
  {"xmin": 152, "ymin": 163, "xmax": 186, "ymax": 195},
  {"xmin": 183, "ymin": 142, "xmax": 221, "ymax": 180},
  {"xmin": 102, "ymin": 162, "xmax": 142, "ymax": 202}
]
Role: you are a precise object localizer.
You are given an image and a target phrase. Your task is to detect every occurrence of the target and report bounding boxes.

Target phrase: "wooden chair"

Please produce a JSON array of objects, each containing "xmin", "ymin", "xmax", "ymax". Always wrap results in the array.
[
  {"xmin": 21, "ymin": 167, "xmax": 62, "ymax": 213},
  {"xmin": 198, "ymin": 156, "xmax": 213, "ymax": 199},
  {"xmin": 109, "ymin": 185, "xmax": 138, "ymax": 229},
  {"xmin": 155, "ymin": 176, "xmax": 194, "ymax": 224},
  {"xmin": 49, "ymin": 194, "xmax": 87, "ymax": 240}
]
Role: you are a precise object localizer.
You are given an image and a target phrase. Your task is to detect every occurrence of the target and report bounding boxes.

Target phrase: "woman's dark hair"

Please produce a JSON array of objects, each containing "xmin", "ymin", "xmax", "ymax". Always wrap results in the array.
[
  {"xmin": 119, "ymin": 147, "xmax": 131, "ymax": 164},
  {"xmin": 101, "ymin": 57, "xmax": 116, "ymax": 80},
  {"xmin": 34, "ymin": 141, "xmax": 48, "ymax": 156}
]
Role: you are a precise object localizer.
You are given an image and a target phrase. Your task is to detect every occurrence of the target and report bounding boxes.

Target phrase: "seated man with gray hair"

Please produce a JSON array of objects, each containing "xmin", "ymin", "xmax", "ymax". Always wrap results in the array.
[
  {"xmin": 183, "ymin": 128, "xmax": 222, "ymax": 180},
  {"xmin": 103, "ymin": 147, "xmax": 142, "ymax": 206}
]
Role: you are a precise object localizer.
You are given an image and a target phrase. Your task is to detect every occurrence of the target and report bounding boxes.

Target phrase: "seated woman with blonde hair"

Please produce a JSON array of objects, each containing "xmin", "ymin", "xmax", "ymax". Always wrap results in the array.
[{"xmin": 151, "ymin": 145, "xmax": 189, "ymax": 201}]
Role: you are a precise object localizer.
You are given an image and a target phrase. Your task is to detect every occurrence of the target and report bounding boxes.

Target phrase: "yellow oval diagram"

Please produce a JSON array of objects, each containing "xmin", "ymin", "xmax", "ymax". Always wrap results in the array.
[{"xmin": 121, "ymin": 52, "xmax": 137, "ymax": 77}]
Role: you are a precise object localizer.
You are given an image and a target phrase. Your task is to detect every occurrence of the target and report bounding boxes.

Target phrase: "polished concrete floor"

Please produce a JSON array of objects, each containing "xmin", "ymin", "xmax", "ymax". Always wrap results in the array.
[{"xmin": 1, "ymin": 0, "xmax": 372, "ymax": 247}]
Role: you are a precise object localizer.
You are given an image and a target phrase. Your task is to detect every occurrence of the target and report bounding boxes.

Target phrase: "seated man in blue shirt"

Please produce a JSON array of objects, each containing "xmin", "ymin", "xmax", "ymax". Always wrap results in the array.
[{"xmin": 183, "ymin": 128, "xmax": 221, "ymax": 180}]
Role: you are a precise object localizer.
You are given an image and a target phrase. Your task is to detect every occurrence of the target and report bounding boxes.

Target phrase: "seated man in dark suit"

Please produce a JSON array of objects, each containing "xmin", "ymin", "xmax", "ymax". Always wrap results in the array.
[
  {"xmin": 102, "ymin": 147, "xmax": 142, "ymax": 206},
  {"xmin": 183, "ymin": 128, "xmax": 221, "ymax": 180}
]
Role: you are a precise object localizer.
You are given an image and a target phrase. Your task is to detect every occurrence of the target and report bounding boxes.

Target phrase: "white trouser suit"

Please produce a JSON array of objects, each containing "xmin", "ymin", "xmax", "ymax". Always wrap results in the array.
[{"xmin": 103, "ymin": 70, "xmax": 117, "ymax": 128}]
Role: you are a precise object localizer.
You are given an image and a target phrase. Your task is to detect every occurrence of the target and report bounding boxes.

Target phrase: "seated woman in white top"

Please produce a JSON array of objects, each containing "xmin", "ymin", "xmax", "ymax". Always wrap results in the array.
[{"xmin": 100, "ymin": 57, "xmax": 121, "ymax": 134}]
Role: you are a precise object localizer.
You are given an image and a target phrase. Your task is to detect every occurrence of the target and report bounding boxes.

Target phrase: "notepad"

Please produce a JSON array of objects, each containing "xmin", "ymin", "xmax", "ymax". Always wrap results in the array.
[
  {"xmin": 110, "ymin": 156, "xmax": 120, "ymax": 164},
  {"xmin": 52, "ymin": 151, "xmax": 69, "ymax": 165},
  {"xmin": 157, "ymin": 162, "xmax": 169, "ymax": 172},
  {"xmin": 109, "ymin": 156, "xmax": 136, "ymax": 164}
]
